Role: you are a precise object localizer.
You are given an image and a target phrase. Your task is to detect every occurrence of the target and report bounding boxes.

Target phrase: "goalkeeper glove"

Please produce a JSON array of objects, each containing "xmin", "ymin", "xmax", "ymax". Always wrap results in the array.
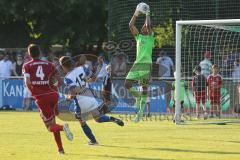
[
  {"xmin": 139, "ymin": 3, "xmax": 150, "ymax": 15},
  {"xmin": 145, "ymin": 4, "xmax": 150, "ymax": 16},
  {"xmin": 134, "ymin": 5, "xmax": 140, "ymax": 17},
  {"xmin": 134, "ymin": 3, "xmax": 150, "ymax": 16}
]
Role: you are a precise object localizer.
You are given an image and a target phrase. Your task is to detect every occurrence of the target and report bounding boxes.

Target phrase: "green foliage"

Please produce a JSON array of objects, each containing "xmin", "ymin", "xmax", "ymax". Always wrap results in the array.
[
  {"xmin": 0, "ymin": 0, "xmax": 107, "ymax": 50},
  {"xmin": 153, "ymin": 19, "xmax": 174, "ymax": 48}
]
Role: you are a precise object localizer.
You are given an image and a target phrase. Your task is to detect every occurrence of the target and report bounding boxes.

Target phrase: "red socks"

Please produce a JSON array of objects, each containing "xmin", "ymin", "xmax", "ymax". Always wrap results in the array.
[
  {"xmin": 49, "ymin": 124, "xmax": 63, "ymax": 132},
  {"xmin": 48, "ymin": 124, "xmax": 64, "ymax": 151},
  {"xmin": 53, "ymin": 131, "xmax": 63, "ymax": 151}
]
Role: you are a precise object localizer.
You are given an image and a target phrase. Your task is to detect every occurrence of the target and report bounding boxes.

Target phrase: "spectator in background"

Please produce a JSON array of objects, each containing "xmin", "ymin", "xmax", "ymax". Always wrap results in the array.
[
  {"xmin": 77, "ymin": 54, "xmax": 93, "ymax": 72},
  {"xmin": 0, "ymin": 53, "xmax": 13, "ymax": 79},
  {"xmin": 95, "ymin": 56, "xmax": 108, "ymax": 81},
  {"xmin": 156, "ymin": 50, "xmax": 174, "ymax": 112},
  {"xmin": 52, "ymin": 56, "xmax": 60, "ymax": 67},
  {"xmin": 220, "ymin": 52, "xmax": 237, "ymax": 110},
  {"xmin": 24, "ymin": 51, "xmax": 32, "ymax": 63},
  {"xmin": 200, "ymin": 51, "xmax": 212, "ymax": 78},
  {"xmin": 40, "ymin": 52, "xmax": 48, "ymax": 61},
  {"xmin": 219, "ymin": 53, "xmax": 230, "ymax": 77},
  {"xmin": 112, "ymin": 53, "xmax": 127, "ymax": 77},
  {"xmin": 22, "ymin": 52, "xmax": 33, "ymax": 111},
  {"xmin": 156, "ymin": 50, "xmax": 174, "ymax": 77},
  {"xmin": 103, "ymin": 65, "xmax": 112, "ymax": 108},
  {"xmin": 0, "ymin": 52, "xmax": 3, "ymax": 60},
  {"xmin": 232, "ymin": 59, "xmax": 240, "ymax": 109},
  {"xmin": 66, "ymin": 52, "xmax": 72, "ymax": 57},
  {"xmin": 236, "ymin": 85, "xmax": 240, "ymax": 116},
  {"xmin": 22, "ymin": 86, "xmax": 33, "ymax": 111},
  {"xmin": 12, "ymin": 54, "xmax": 24, "ymax": 76}
]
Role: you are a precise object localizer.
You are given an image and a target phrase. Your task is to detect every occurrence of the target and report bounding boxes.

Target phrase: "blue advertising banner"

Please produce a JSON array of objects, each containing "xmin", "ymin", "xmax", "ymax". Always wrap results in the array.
[
  {"xmin": 108, "ymin": 80, "xmax": 167, "ymax": 113},
  {"xmin": 1, "ymin": 79, "xmax": 24, "ymax": 108},
  {"xmin": 0, "ymin": 79, "xmax": 167, "ymax": 113}
]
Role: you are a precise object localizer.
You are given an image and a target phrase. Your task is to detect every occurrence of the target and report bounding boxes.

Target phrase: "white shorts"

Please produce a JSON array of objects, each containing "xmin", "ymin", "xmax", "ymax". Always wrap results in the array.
[
  {"xmin": 75, "ymin": 88, "xmax": 99, "ymax": 113},
  {"xmin": 23, "ymin": 87, "xmax": 32, "ymax": 98},
  {"xmin": 80, "ymin": 108, "xmax": 101, "ymax": 121}
]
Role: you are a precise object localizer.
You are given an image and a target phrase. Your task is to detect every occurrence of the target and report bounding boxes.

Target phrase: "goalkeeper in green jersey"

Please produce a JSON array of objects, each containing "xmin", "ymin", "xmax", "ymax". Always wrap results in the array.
[{"xmin": 124, "ymin": 3, "xmax": 155, "ymax": 122}]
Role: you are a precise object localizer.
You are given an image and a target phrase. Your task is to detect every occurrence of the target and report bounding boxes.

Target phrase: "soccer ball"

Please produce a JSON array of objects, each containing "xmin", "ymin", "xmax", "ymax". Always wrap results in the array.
[{"xmin": 137, "ymin": 2, "xmax": 149, "ymax": 14}]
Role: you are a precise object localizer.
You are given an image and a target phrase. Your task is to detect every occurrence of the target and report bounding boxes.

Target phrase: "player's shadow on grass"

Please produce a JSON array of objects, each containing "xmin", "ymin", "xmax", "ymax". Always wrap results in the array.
[
  {"xmin": 154, "ymin": 148, "xmax": 240, "ymax": 155},
  {"xmin": 101, "ymin": 145, "xmax": 240, "ymax": 155},
  {"xmin": 66, "ymin": 152, "xmax": 173, "ymax": 160},
  {"xmin": 95, "ymin": 155, "xmax": 174, "ymax": 160},
  {"xmin": 170, "ymin": 137, "xmax": 237, "ymax": 144},
  {"xmin": 227, "ymin": 140, "xmax": 240, "ymax": 144}
]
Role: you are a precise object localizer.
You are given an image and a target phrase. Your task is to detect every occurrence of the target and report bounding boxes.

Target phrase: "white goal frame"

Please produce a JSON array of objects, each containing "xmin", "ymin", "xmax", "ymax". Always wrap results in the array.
[{"xmin": 175, "ymin": 19, "xmax": 240, "ymax": 124}]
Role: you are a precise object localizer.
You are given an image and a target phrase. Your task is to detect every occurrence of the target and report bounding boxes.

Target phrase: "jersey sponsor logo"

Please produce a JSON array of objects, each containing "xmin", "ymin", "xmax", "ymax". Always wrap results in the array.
[
  {"xmin": 32, "ymin": 80, "xmax": 49, "ymax": 85},
  {"xmin": 29, "ymin": 61, "xmax": 49, "ymax": 66}
]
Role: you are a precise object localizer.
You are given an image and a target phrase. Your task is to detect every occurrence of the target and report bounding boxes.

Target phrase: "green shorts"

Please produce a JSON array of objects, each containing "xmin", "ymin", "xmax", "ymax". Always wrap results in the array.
[{"xmin": 126, "ymin": 63, "xmax": 151, "ymax": 85}]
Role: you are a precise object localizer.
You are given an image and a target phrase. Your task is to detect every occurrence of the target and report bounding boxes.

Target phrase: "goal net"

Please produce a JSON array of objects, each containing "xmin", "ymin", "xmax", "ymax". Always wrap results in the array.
[{"xmin": 175, "ymin": 19, "xmax": 240, "ymax": 124}]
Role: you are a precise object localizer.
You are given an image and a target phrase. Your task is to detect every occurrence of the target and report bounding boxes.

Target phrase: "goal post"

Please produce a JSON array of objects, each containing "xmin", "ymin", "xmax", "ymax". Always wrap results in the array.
[
  {"xmin": 175, "ymin": 19, "xmax": 240, "ymax": 124},
  {"xmin": 175, "ymin": 22, "xmax": 182, "ymax": 124}
]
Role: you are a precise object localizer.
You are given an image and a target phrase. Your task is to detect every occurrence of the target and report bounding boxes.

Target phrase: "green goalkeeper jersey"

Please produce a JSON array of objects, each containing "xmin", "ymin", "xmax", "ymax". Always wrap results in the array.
[
  {"xmin": 135, "ymin": 32, "xmax": 154, "ymax": 64},
  {"xmin": 126, "ymin": 32, "xmax": 154, "ymax": 80}
]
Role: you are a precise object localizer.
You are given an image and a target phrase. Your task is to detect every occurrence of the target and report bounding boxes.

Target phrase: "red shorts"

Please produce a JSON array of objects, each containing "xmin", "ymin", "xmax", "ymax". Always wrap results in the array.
[
  {"xmin": 210, "ymin": 96, "xmax": 221, "ymax": 105},
  {"xmin": 194, "ymin": 91, "xmax": 206, "ymax": 104},
  {"xmin": 35, "ymin": 93, "xmax": 59, "ymax": 122}
]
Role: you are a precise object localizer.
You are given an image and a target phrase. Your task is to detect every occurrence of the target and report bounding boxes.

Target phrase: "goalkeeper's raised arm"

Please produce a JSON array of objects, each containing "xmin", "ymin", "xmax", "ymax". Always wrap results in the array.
[
  {"xmin": 129, "ymin": 3, "xmax": 152, "ymax": 37},
  {"xmin": 129, "ymin": 6, "xmax": 139, "ymax": 36},
  {"xmin": 144, "ymin": 7, "xmax": 152, "ymax": 35}
]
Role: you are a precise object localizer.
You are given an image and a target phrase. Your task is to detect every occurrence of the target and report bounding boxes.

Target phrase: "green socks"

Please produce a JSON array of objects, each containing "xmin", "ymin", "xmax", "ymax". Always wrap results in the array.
[
  {"xmin": 128, "ymin": 87, "xmax": 147, "ymax": 122},
  {"xmin": 129, "ymin": 87, "xmax": 141, "ymax": 98},
  {"xmin": 138, "ymin": 94, "xmax": 147, "ymax": 117}
]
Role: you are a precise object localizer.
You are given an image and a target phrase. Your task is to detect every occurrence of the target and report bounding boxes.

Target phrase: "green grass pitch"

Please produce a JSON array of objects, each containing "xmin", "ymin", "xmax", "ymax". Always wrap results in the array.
[{"xmin": 0, "ymin": 112, "xmax": 240, "ymax": 160}]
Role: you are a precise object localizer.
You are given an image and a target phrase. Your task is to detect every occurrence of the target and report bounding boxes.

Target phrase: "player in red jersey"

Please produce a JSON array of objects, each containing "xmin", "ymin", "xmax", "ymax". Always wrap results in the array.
[
  {"xmin": 22, "ymin": 44, "xmax": 73, "ymax": 154},
  {"xmin": 207, "ymin": 65, "xmax": 223, "ymax": 118}
]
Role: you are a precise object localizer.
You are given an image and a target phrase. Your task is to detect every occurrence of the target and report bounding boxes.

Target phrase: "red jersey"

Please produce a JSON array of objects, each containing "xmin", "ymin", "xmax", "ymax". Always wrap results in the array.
[
  {"xmin": 207, "ymin": 74, "xmax": 222, "ymax": 97},
  {"xmin": 22, "ymin": 59, "xmax": 58, "ymax": 99}
]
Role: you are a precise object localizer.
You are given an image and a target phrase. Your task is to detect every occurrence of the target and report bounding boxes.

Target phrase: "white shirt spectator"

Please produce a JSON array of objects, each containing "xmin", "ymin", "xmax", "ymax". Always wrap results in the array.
[
  {"xmin": 232, "ymin": 63, "xmax": 240, "ymax": 82},
  {"xmin": 40, "ymin": 57, "xmax": 48, "ymax": 61},
  {"xmin": 112, "ymin": 57, "xmax": 126, "ymax": 76},
  {"xmin": 0, "ymin": 59, "xmax": 12, "ymax": 78},
  {"xmin": 199, "ymin": 59, "xmax": 212, "ymax": 78},
  {"xmin": 156, "ymin": 56, "xmax": 174, "ymax": 77},
  {"xmin": 113, "ymin": 62, "xmax": 126, "ymax": 76}
]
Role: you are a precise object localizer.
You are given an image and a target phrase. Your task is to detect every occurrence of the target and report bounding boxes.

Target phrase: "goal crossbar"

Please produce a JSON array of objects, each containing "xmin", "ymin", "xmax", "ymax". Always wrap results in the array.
[{"xmin": 176, "ymin": 19, "xmax": 240, "ymax": 25}]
